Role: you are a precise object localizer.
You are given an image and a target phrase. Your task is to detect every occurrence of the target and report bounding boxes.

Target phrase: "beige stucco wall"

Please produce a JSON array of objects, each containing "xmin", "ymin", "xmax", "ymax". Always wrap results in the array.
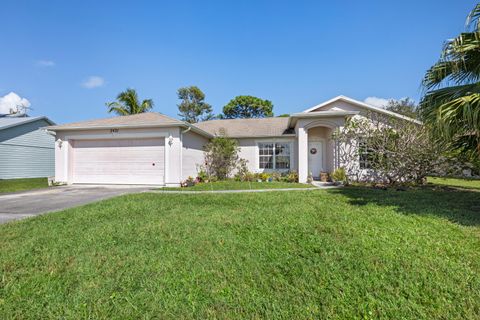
[
  {"xmin": 181, "ymin": 130, "xmax": 209, "ymax": 180},
  {"xmin": 54, "ymin": 126, "xmax": 182, "ymax": 186}
]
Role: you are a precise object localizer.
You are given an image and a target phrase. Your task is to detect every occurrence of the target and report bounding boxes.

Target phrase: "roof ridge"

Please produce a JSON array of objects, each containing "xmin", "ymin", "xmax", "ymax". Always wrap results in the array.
[{"xmin": 198, "ymin": 117, "xmax": 289, "ymax": 123}]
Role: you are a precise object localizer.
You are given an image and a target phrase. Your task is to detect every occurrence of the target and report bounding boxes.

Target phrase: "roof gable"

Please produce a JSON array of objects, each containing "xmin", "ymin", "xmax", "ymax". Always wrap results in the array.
[{"xmin": 302, "ymin": 95, "xmax": 420, "ymax": 123}]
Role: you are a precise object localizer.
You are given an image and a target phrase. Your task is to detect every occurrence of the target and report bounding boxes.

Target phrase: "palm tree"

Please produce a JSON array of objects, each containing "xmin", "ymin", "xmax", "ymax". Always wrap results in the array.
[
  {"xmin": 106, "ymin": 88, "xmax": 154, "ymax": 116},
  {"xmin": 420, "ymin": 3, "xmax": 480, "ymax": 157}
]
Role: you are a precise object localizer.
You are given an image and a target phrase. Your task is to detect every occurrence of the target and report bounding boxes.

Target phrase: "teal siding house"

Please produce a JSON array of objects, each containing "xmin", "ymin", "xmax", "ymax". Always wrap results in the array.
[{"xmin": 0, "ymin": 116, "xmax": 55, "ymax": 179}]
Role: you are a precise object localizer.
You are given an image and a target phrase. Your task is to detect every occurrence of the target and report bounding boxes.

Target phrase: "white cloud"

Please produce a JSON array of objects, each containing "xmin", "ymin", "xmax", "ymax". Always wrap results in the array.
[
  {"xmin": 36, "ymin": 60, "xmax": 55, "ymax": 67},
  {"xmin": 364, "ymin": 96, "xmax": 391, "ymax": 108},
  {"xmin": 0, "ymin": 92, "xmax": 31, "ymax": 115},
  {"xmin": 81, "ymin": 76, "xmax": 105, "ymax": 89}
]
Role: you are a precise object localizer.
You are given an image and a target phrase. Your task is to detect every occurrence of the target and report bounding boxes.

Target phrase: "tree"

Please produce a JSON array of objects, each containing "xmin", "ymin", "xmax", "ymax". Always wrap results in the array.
[
  {"xmin": 203, "ymin": 132, "xmax": 239, "ymax": 179},
  {"xmin": 385, "ymin": 98, "xmax": 418, "ymax": 119},
  {"xmin": 222, "ymin": 95, "xmax": 273, "ymax": 119},
  {"xmin": 332, "ymin": 113, "xmax": 445, "ymax": 186},
  {"xmin": 420, "ymin": 3, "xmax": 480, "ymax": 157},
  {"xmin": 177, "ymin": 86, "xmax": 214, "ymax": 123},
  {"xmin": 106, "ymin": 88, "xmax": 154, "ymax": 116}
]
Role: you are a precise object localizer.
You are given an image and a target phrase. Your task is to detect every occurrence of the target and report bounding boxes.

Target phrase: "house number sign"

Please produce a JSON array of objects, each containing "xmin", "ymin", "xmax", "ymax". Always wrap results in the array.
[{"xmin": 110, "ymin": 128, "xmax": 119, "ymax": 133}]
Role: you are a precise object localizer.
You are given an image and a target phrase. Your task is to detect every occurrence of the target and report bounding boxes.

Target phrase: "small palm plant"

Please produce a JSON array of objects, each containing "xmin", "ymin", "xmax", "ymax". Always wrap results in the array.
[{"xmin": 106, "ymin": 88, "xmax": 154, "ymax": 116}]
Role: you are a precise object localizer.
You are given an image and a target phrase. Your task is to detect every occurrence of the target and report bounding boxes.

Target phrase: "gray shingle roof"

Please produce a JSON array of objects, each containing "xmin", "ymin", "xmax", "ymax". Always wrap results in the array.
[
  {"xmin": 0, "ymin": 116, "xmax": 54, "ymax": 130},
  {"xmin": 194, "ymin": 117, "xmax": 293, "ymax": 138},
  {"xmin": 47, "ymin": 113, "xmax": 292, "ymax": 138},
  {"xmin": 48, "ymin": 112, "xmax": 184, "ymax": 130}
]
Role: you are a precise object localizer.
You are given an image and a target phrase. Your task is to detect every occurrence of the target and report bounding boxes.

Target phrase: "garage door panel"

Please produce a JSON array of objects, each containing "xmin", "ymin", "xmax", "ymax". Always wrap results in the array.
[{"xmin": 73, "ymin": 138, "xmax": 165, "ymax": 185}]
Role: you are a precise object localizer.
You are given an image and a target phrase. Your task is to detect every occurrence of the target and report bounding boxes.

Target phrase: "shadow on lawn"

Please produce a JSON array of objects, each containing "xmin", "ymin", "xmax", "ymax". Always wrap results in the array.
[{"xmin": 327, "ymin": 185, "xmax": 480, "ymax": 227}]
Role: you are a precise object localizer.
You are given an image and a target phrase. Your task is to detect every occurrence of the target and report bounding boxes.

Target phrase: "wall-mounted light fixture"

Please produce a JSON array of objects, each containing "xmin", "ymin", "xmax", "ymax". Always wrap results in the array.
[
  {"xmin": 168, "ymin": 135, "xmax": 174, "ymax": 146},
  {"xmin": 57, "ymin": 139, "xmax": 63, "ymax": 149}
]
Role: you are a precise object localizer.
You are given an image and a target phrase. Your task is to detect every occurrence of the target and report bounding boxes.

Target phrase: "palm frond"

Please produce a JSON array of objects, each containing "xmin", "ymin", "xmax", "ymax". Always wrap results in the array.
[
  {"xmin": 106, "ymin": 88, "xmax": 154, "ymax": 115},
  {"xmin": 423, "ymin": 32, "xmax": 480, "ymax": 89},
  {"xmin": 107, "ymin": 106, "xmax": 130, "ymax": 116},
  {"xmin": 466, "ymin": 3, "xmax": 480, "ymax": 31},
  {"xmin": 420, "ymin": 4, "xmax": 480, "ymax": 156},
  {"xmin": 140, "ymin": 99, "xmax": 154, "ymax": 112}
]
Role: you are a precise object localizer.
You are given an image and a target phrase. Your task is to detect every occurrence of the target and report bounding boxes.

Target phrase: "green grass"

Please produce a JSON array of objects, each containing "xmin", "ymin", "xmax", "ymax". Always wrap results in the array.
[
  {"xmin": 428, "ymin": 176, "xmax": 480, "ymax": 190},
  {"xmin": 0, "ymin": 177, "xmax": 48, "ymax": 194},
  {"xmin": 1, "ymin": 187, "xmax": 480, "ymax": 319},
  {"xmin": 162, "ymin": 180, "xmax": 313, "ymax": 191}
]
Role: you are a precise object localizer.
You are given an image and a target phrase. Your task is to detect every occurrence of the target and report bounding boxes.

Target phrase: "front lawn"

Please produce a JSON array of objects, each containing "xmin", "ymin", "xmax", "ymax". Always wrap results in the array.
[
  {"xmin": 162, "ymin": 180, "xmax": 313, "ymax": 191},
  {"xmin": 1, "ymin": 187, "xmax": 479, "ymax": 318},
  {"xmin": 0, "ymin": 177, "xmax": 48, "ymax": 194},
  {"xmin": 428, "ymin": 176, "xmax": 480, "ymax": 190}
]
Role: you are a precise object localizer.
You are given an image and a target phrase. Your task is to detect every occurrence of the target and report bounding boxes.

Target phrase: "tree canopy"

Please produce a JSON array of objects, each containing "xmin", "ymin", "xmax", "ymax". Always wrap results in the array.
[
  {"xmin": 106, "ymin": 88, "xmax": 154, "ymax": 116},
  {"xmin": 222, "ymin": 95, "xmax": 273, "ymax": 119},
  {"xmin": 385, "ymin": 98, "xmax": 418, "ymax": 119},
  {"xmin": 177, "ymin": 86, "xmax": 214, "ymax": 123},
  {"xmin": 420, "ymin": 3, "xmax": 480, "ymax": 157}
]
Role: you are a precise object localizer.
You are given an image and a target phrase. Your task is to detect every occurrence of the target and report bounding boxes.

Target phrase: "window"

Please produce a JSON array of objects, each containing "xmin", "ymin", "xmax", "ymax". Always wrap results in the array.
[
  {"xmin": 258, "ymin": 142, "xmax": 291, "ymax": 170},
  {"xmin": 358, "ymin": 140, "xmax": 375, "ymax": 169},
  {"xmin": 258, "ymin": 143, "xmax": 274, "ymax": 169}
]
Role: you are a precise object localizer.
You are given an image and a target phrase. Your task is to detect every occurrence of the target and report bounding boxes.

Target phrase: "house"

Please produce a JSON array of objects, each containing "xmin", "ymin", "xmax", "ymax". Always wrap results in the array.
[
  {"xmin": 47, "ymin": 96, "xmax": 415, "ymax": 186},
  {"xmin": 0, "ymin": 116, "xmax": 56, "ymax": 179}
]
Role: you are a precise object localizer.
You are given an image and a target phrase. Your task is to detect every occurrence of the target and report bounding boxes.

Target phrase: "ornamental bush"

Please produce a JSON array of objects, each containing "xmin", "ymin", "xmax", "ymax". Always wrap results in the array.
[{"xmin": 203, "ymin": 134, "xmax": 239, "ymax": 180}]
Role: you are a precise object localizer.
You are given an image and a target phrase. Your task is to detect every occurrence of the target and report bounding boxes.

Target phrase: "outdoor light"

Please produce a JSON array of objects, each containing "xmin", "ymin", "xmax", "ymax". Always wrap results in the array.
[
  {"xmin": 57, "ymin": 139, "xmax": 63, "ymax": 149},
  {"xmin": 168, "ymin": 135, "xmax": 174, "ymax": 145}
]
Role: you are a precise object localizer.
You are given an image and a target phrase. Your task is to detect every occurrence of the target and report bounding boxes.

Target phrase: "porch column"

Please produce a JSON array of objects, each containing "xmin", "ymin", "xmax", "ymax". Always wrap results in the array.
[{"xmin": 298, "ymin": 126, "xmax": 308, "ymax": 183}]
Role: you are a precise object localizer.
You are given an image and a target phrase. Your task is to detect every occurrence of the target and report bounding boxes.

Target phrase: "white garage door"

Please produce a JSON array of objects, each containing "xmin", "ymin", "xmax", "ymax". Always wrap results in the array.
[{"xmin": 72, "ymin": 138, "xmax": 165, "ymax": 185}]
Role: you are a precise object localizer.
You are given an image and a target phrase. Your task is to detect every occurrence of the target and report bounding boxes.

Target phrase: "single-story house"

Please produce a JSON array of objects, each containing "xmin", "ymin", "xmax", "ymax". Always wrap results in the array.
[
  {"xmin": 47, "ymin": 96, "xmax": 415, "ymax": 186},
  {"xmin": 0, "ymin": 116, "xmax": 56, "ymax": 179}
]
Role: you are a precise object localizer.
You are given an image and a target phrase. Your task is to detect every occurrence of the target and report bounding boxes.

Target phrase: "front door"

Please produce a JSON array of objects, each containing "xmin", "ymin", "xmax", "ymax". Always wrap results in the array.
[{"xmin": 308, "ymin": 141, "xmax": 324, "ymax": 178}]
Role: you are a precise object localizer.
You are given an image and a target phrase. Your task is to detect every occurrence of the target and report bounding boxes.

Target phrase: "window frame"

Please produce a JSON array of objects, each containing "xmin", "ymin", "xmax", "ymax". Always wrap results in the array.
[
  {"xmin": 256, "ymin": 140, "xmax": 294, "ymax": 172},
  {"xmin": 358, "ymin": 139, "xmax": 375, "ymax": 170}
]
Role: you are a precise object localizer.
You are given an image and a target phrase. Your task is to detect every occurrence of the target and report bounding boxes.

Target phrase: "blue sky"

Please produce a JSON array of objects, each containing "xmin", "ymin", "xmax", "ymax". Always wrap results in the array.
[{"xmin": 0, "ymin": 0, "xmax": 476, "ymax": 123}]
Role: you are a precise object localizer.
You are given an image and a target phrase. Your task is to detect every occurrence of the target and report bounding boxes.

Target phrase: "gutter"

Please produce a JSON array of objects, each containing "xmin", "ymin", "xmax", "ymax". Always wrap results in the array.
[{"xmin": 47, "ymin": 122, "xmax": 214, "ymax": 139}]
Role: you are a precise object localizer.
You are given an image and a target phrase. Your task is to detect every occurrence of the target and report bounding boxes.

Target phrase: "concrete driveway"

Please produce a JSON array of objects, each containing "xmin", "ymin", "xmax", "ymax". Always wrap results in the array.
[{"xmin": 0, "ymin": 185, "xmax": 154, "ymax": 224}]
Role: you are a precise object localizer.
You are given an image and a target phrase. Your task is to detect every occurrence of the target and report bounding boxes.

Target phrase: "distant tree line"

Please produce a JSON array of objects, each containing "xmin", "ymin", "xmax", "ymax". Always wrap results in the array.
[{"xmin": 106, "ymin": 86, "xmax": 276, "ymax": 123}]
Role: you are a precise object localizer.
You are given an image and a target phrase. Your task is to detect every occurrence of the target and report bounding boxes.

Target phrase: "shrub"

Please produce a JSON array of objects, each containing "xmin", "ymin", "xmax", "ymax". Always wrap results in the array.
[
  {"xmin": 243, "ymin": 172, "xmax": 255, "ymax": 182},
  {"xmin": 235, "ymin": 159, "xmax": 251, "ymax": 181},
  {"xmin": 203, "ymin": 134, "xmax": 239, "ymax": 180},
  {"xmin": 181, "ymin": 176, "xmax": 196, "ymax": 187},
  {"xmin": 285, "ymin": 171, "xmax": 299, "ymax": 183},
  {"xmin": 196, "ymin": 169, "xmax": 208, "ymax": 182},
  {"xmin": 331, "ymin": 167, "xmax": 347, "ymax": 184},
  {"xmin": 332, "ymin": 113, "xmax": 446, "ymax": 186},
  {"xmin": 258, "ymin": 173, "xmax": 269, "ymax": 182},
  {"xmin": 270, "ymin": 172, "xmax": 281, "ymax": 182}
]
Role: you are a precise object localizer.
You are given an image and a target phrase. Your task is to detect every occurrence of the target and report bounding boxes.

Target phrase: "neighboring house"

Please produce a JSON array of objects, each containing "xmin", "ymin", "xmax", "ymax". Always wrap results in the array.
[
  {"xmin": 0, "ymin": 116, "xmax": 56, "ymax": 179},
  {"xmin": 47, "ymin": 96, "xmax": 415, "ymax": 186}
]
